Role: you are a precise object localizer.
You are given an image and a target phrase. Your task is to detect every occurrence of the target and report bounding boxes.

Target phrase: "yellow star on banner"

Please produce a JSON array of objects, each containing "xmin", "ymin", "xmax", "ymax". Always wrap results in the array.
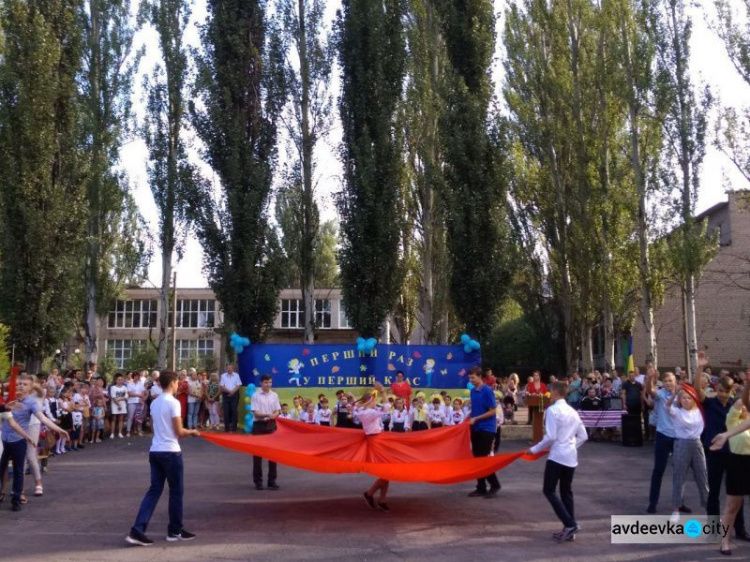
[{"xmin": 360, "ymin": 365, "xmax": 367, "ymax": 372}]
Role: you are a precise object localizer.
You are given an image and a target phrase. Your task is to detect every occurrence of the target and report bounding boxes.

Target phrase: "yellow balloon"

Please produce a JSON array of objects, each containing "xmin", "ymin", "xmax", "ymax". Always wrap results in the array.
[{"xmin": 244, "ymin": 396, "xmax": 252, "ymax": 404}]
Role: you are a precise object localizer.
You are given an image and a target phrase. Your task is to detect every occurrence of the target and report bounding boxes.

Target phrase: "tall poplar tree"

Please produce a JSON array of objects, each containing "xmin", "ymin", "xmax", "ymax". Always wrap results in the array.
[
  {"xmin": 189, "ymin": 0, "xmax": 286, "ymax": 341},
  {"xmin": 335, "ymin": 0, "xmax": 407, "ymax": 339},
  {"xmin": 140, "ymin": 0, "xmax": 196, "ymax": 368},
  {"xmin": 0, "ymin": 0, "xmax": 88, "ymax": 370},
  {"xmin": 436, "ymin": 0, "xmax": 513, "ymax": 340}
]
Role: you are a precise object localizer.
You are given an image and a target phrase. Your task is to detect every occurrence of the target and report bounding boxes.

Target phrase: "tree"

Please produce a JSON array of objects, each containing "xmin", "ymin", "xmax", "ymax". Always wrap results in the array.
[
  {"xmin": 140, "ymin": 0, "xmax": 196, "ymax": 368},
  {"xmin": 81, "ymin": 0, "xmax": 149, "ymax": 365},
  {"xmin": 655, "ymin": 0, "xmax": 715, "ymax": 377},
  {"xmin": 277, "ymin": 0, "xmax": 334, "ymax": 344},
  {"xmin": 0, "ymin": 0, "xmax": 88, "ymax": 371},
  {"xmin": 436, "ymin": 0, "xmax": 513, "ymax": 341},
  {"xmin": 714, "ymin": 0, "xmax": 750, "ymax": 184},
  {"xmin": 189, "ymin": 0, "xmax": 287, "ymax": 341},
  {"xmin": 335, "ymin": 0, "xmax": 407, "ymax": 339}
]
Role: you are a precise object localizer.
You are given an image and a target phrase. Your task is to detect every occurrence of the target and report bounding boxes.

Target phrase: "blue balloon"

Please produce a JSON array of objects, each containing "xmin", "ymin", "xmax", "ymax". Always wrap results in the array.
[
  {"xmin": 464, "ymin": 344, "xmax": 473, "ymax": 353},
  {"xmin": 247, "ymin": 383, "xmax": 256, "ymax": 394},
  {"xmin": 244, "ymin": 424, "xmax": 252, "ymax": 433},
  {"xmin": 356, "ymin": 337, "xmax": 365, "ymax": 345},
  {"xmin": 245, "ymin": 403, "xmax": 252, "ymax": 412},
  {"xmin": 460, "ymin": 333, "xmax": 471, "ymax": 345},
  {"xmin": 367, "ymin": 337, "xmax": 377, "ymax": 347},
  {"xmin": 470, "ymin": 339, "xmax": 481, "ymax": 351},
  {"xmin": 241, "ymin": 337, "xmax": 250, "ymax": 347},
  {"xmin": 357, "ymin": 343, "xmax": 365, "ymax": 353},
  {"xmin": 467, "ymin": 382, "xmax": 475, "ymax": 390}
]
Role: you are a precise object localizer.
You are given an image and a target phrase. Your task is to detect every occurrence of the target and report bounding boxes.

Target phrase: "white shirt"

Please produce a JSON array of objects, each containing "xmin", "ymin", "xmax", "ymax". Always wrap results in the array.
[
  {"xmin": 150, "ymin": 384, "xmax": 163, "ymax": 399},
  {"xmin": 390, "ymin": 409, "xmax": 409, "ymax": 428},
  {"xmin": 314, "ymin": 408, "xmax": 332, "ymax": 424},
  {"xmin": 448, "ymin": 409, "xmax": 465, "ymax": 426},
  {"xmin": 127, "ymin": 381, "xmax": 145, "ymax": 404},
  {"xmin": 150, "ymin": 393, "xmax": 182, "ymax": 453},
  {"xmin": 359, "ymin": 403, "xmax": 391, "ymax": 435},
  {"xmin": 668, "ymin": 403, "xmax": 704, "ymax": 440},
  {"xmin": 187, "ymin": 380, "xmax": 202, "ymax": 403},
  {"xmin": 251, "ymin": 390, "xmax": 281, "ymax": 418},
  {"xmin": 530, "ymin": 399, "xmax": 588, "ymax": 467},
  {"xmin": 220, "ymin": 372, "xmax": 241, "ymax": 392}
]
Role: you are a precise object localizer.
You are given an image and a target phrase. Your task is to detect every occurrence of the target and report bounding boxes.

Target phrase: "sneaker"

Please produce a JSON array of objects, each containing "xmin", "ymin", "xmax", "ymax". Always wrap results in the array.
[
  {"xmin": 110, "ymin": 434, "xmax": 114, "ymax": 439},
  {"xmin": 267, "ymin": 482, "xmax": 280, "ymax": 491},
  {"xmin": 670, "ymin": 511, "xmax": 681, "ymax": 524},
  {"xmin": 679, "ymin": 505, "xmax": 692, "ymax": 514},
  {"xmin": 125, "ymin": 433, "xmax": 130, "ymax": 438},
  {"xmin": 119, "ymin": 433, "xmax": 124, "ymax": 439},
  {"xmin": 12, "ymin": 503, "xmax": 22, "ymax": 512},
  {"xmin": 468, "ymin": 489, "xmax": 487, "ymax": 497},
  {"xmin": 167, "ymin": 530, "xmax": 196, "ymax": 542},
  {"xmin": 552, "ymin": 528, "xmax": 566, "ymax": 540},
  {"xmin": 363, "ymin": 493, "xmax": 377, "ymax": 509},
  {"xmin": 646, "ymin": 505, "xmax": 657, "ymax": 514},
  {"xmin": 557, "ymin": 525, "xmax": 580, "ymax": 542},
  {"xmin": 255, "ymin": 483, "xmax": 264, "ymax": 491},
  {"xmin": 484, "ymin": 486, "xmax": 501, "ymax": 499},
  {"xmin": 378, "ymin": 502, "xmax": 390, "ymax": 512},
  {"xmin": 125, "ymin": 530, "xmax": 153, "ymax": 546}
]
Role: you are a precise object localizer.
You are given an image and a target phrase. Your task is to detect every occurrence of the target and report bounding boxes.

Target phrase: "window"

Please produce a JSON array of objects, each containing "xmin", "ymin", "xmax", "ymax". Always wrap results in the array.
[
  {"xmin": 171, "ymin": 299, "xmax": 215, "ymax": 328},
  {"xmin": 176, "ymin": 339, "xmax": 215, "ymax": 366},
  {"xmin": 106, "ymin": 340, "xmax": 146, "ymax": 368},
  {"xmin": 315, "ymin": 299, "xmax": 332, "ymax": 329},
  {"xmin": 280, "ymin": 299, "xmax": 303, "ymax": 328},
  {"xmin": 108, "ymin": 300, "xmax": 157, "ymax": 329},
  {"xmin": 339, "ymin": 301, "xmax": 352, "ymax": 329}
]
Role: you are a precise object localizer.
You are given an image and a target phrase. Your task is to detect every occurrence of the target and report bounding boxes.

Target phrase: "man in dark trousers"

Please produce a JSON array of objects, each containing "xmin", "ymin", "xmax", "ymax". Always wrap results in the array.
[
  {"xmin": 251, "ymin": 374, "xmax": 281, "ymax": 490},
  {"xmin": 467, "ymin": 367, "xmax": 501, "ymax": 498}
]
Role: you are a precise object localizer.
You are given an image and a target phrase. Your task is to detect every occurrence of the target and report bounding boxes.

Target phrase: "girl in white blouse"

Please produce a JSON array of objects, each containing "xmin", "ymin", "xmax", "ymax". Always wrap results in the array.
[
  {"xmin": 389, "ymin": 399, "xmax": 409, "ymax": 432},
  {"xmin": 666, "ymin": 389, "xmax": 708, "ymax": 523}
]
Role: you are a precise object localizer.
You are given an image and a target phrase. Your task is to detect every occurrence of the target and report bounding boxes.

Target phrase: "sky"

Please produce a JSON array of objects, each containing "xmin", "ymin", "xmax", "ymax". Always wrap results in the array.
[{"xmin": 120, "ymin": 0, "xmax": 750, "ymax": 289}]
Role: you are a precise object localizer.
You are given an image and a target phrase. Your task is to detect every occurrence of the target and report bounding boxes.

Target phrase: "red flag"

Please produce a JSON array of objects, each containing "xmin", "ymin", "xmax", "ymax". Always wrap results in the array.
[{"xmin": 7, "ymin": 365, "xmax": 19, "ymax": 402}]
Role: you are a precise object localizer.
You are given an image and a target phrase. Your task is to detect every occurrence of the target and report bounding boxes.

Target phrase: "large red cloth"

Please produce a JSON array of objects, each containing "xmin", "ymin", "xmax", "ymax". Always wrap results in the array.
[{"xmin": 203, "ymin": 418, "xmax": 544, "ymax": 484}]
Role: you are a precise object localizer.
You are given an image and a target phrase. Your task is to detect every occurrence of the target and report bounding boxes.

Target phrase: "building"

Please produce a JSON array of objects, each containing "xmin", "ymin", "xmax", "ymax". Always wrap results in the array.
[
  {"xmin": 97, "ymin": 287, "xmax": 355, "ymax": 369},
  {"xmin": 631, "ymin": 191, "xmax": 750, "ymax": 371}
]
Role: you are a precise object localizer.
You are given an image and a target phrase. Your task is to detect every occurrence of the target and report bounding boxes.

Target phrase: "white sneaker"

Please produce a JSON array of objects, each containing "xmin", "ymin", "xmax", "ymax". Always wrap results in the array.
[
  {"xmin": 118, "ymin": 433, "xmax": 124, "ymax": 439},
  {"xmin": 109, "ymin": 434, "xmax": 114, "ymax": 439},
  {"xmin": 670, "ymin": 511, "xmax": 680, "ymax": 524}
]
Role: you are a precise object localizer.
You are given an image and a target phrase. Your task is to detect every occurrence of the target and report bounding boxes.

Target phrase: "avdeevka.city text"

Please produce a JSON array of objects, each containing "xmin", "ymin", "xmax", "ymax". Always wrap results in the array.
[{"xmin": 612, "ymin": 520, "xmax": 729, "ymax": 538}]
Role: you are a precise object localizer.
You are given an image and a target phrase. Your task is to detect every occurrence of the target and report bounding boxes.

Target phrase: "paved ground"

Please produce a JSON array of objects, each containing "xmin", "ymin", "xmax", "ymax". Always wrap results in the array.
[{"xmin": 1, "ymin": 431, "xmax": 745, "ymax": 561}]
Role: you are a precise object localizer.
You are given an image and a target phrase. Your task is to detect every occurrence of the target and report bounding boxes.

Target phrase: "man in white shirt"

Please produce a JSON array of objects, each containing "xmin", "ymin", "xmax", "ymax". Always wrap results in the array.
[
  {"xmin": 250, "ymin": 374, "xmax": 281, "ymax": 490},
  {"xmin": 527, "ymin": 381, "xmax": 588, "ymax": 542},
  {"xmin": 126, "ymin": 370, "xmax": 199, "ymax": 547},
  {"xmin": 220, "ymin": 364, "xmax": 242, "ymax": 432}
]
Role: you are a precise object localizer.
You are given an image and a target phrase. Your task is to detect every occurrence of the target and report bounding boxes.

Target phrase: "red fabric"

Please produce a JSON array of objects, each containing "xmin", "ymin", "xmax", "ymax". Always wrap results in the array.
[
  {"xmin": 391, "ymin": 381, "xmax": 412, "ymax": 405},
  {"xmin": 7, "ymin": 366, "xmax": 19, "ymax": 402},
  {"xmin": 526, "ymin": 382, "xmax": 547, "ymax": 395},
  {"xmin": 203, "ymin": 418, "xmax": 545, "ymax": 484}
]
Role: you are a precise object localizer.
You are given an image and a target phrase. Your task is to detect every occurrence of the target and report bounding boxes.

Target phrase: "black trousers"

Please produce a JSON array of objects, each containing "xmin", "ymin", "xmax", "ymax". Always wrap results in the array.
[
  {"xmin": 222, "ymin": 392, "xmax": 240, "ymax": 431},
  {"xmin": 706, "ymin": 450, "xmax": 746, "ymax": 532},
  {"xmin": 0, "ymin": 439, "xmax": 27, "ymax": 506},
  {"xmin": 471, "ymin": 430, "xmax": 500, "ymax": 491},
  {"xmin": 543, "ymin": 459, "xmax": 576, "ymax": 528},
  {"xmin": 252, "ymin": 420, "xmax": 277, "ymax": 485}
]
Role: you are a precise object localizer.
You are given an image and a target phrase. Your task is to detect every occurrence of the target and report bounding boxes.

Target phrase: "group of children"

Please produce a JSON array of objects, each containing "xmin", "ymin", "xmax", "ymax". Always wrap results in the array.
[{"xmin": 278, "ymin": 389, "xmax": 505, "ymax": 447}]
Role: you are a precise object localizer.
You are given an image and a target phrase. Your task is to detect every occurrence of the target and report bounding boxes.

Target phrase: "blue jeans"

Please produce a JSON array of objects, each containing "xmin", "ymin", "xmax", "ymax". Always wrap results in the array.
[
  {"xmin": 0, "ymin": 439, "xmax": 28, "ymax": 506},
  {"xmin": 648, "ymin": 431, "xmax": 675, "ymax": 509},
  {"xmin": 132, "ymin": 452, "xmax": 184, "ymax": 536},
  {"xmin": 187, "ymin": 402, "xmax": 200, "ymax": 429}
]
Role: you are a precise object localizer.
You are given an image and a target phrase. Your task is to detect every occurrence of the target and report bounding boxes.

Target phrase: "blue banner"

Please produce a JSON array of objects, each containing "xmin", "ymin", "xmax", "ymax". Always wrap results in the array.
[{"xmin": 238, "ymin": 344, "xmax": 480, "ymax": 389}]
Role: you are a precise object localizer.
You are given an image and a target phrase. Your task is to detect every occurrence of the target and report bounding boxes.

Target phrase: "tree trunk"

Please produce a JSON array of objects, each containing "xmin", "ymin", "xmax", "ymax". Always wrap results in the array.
[
  {"xmin": 299, "ymin": 0, "xmax": 316, "ymax": 345},
  {"xmin": 581, "ymin": 322, "xmax": 593, "ymax": 373},
  {"xmin": 603, "ymin": 301, "xmax": 615, "ymax": 372},
  {"xmin": 157, "ymin": 247, "xmax": 172, "ymax": 370},
  {"xmin": 684, "ymin": 277, "xmax": 698, "ymax": 377}
]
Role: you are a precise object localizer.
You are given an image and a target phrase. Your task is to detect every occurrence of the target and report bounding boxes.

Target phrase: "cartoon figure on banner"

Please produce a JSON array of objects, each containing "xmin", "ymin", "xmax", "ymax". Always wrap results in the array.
[
  {"xmin": 287, "ymin": 358, "xmax": 304, "ymax": 387},
  {"xmin": 423, "ymin": 359, "xmax": 436, "ymax": 387}
]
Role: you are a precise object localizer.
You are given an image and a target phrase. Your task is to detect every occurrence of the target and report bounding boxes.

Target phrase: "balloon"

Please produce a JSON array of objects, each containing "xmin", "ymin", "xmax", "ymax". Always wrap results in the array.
[
  {"xmin": 244, "ymin": 396, "xmax": 252, "ymax": 404},
  {"xmin": 357, "ymin": 343, "xmax": 365, "ymax": 353},
  {"xmin": 356, "ymin": 337, "xmax": 365, "ymax": 345},
  {"xmin": 460, "ymin": 333, "xmax": 471, "ymax": 345},
  {"xmin": 470, "ymin": 339, "xmax": 481, "ymax": 351},
  {"xmin": 241, "ymin": 337, "xmax": 250, "ymax": 347},
  {"xmin": 244, "ymin": 425, "xmax": 252, "ymax": 433},
  {"xmin": 464, "ymin": 344, "xmax": 473, "ymax": 354},
  {"xmin": 245, "ymin": 403, "xmax": 252, "ymax": 412},
  {"xmin": 462, "ymin": 389, "xmax": 471, "ymax": 397},
  {"xmin": 467, "ymin": 382, "xmax": 475, "ymax": 390},
  {"xmin": 367, "ymin": 338, "xmax": 377, "ymax": 347}
]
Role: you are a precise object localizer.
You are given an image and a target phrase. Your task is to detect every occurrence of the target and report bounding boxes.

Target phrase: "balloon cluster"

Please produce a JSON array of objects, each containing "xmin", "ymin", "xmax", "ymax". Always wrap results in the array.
[
  {"xmin": 230, "ymin": 332, "xmax": 250, "ymax": 354},
  {"xmin": 460, "ymin": 333, "xmax": 481, "ymax": 354},
  {"xmin": 243, "ymin": 383, "xmax": 256, "ymax": 433},
  {"xmin": 356, "ymin": 336, "xmax": 377, "ymax": 355}
]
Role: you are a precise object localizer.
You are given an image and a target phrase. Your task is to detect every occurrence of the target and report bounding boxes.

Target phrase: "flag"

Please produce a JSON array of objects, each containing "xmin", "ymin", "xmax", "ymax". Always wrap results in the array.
[
  {"xmin": 7, "ymin": 365, "xmax": 19, "ymax": 402},
  {"xmin": 626, "ymin": 337, "xmax": 635, "ymax": 375}
]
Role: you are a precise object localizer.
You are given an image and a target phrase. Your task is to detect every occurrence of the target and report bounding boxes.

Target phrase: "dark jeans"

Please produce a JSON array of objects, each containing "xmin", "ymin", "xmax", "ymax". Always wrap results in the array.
[
  {"xmin": 132, "ymin": 452, "xmax": 184, "ymax": 536},
  {"xmin": 471, "ymin": 430, "xmax": 500, "ymax": 492},
  {"xmin": 222, "ymin": 392, "xmax": 240, "ymax": 432},
  {"xmin": 706, "ymin": 450, "xmax": 746, "ymax": 532},
  {"xmin": 252, "ymin": 420, "xmax": 277, "ymax": 485},
  {"xmin": 543, "ymin": 459, "xmax": 576, "ymax": 528},
  {"xmin": 648, "ymin": 431, "xmax": 675, "ymax": 509},
  {"xmin": 0, "ymin": 439, "xmax": 28, "ymax": 506}
]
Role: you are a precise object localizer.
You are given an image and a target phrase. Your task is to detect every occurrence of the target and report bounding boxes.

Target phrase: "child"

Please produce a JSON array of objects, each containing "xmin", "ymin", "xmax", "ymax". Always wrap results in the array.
[
  {"xmin": 667, "ymin": 388, "xmax": 708, "ymax": 524},
  {"xmin": 92, "ymin": 401, "xmax": 105, "ymax": 443},
  {"xmin": 462, "ymin": 398, "xmax": 472, "ymax": 420},
  {"xmin": 410, "ymin": 398, "xmax": 430, "ymax": 431},
  {"xmin": 442, "ymin": 395, "xmax": 452, "ymax": 421},
  {"xmin": 503, "ymin": 393, "xmax": 515, "ymax": 425},
  {"xmin": 56, "ymin": 388, "xmax": 73, "ymax": 455},
  {"xmin": 70, "ymin": 395, "xmax": 84, "ymax": 451},
  {"xmin": 314, "ymin": 399, "xmax": 332, "ymax": 426},
  {"xmin": 360, "ymin": 382, "xmax": 392, "ymax": 512},
  {"xmin": 278, "ymin": 403, "xmax": 292, "ymax": 420},
  {"xmin": 109, "ymin": 374, "xmax": 128, "ymax": 438},
  {"xmin": 390, "ymin": 398, "xmax": 409, "ymax": 432},
  {"xmin": 350, "ymin": 395, "xmax": 362, "ymax": 429},
  {"xmin": 317, "ymin": 394, "xmax": 326, "ymax": 410},
  {"xmin": 429, "ymin": 397, "xmax": 445, "ymax": 428},
  {"xmin": 291, "ymin": 396, "xmax": 303, "ymax": 421},
  {"xmin": 380, "ymin": 397, "xmax": 393, "ymax": 431},
  {"xmin": 300, "ymin": 403, "xmax": 317, "ymax": 424},
  {"xmin": 334, "ymin": 392, "xmax": 350, "ymax": 428},
  {"xmin": 447, "ymin": 398, "xmax": 465, "ymax": 426},
  {"xmin": 494, "ymin": 392, "xmax": 504, "ymax": 452}
]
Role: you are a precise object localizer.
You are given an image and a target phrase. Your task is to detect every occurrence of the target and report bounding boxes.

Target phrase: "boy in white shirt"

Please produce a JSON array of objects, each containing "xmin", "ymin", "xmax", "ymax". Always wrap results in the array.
[
  {"xmin": 126, "ymin": 371, "xmax": 199, "ymax": 547},
  {"xmin": 527, "ymin": 381, "xmax": 588, "ymax": 543},
  {"xmin": 314, "ymin": 399, "xmax": 332, "ymax": 426}
]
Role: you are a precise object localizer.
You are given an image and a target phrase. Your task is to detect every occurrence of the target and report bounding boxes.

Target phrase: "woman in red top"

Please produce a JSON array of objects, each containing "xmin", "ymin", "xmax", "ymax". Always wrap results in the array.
[
  {"xmin": 390, "ymin": 371, "xmax": 412, "ymax": 409},
  {"xmin": 176, "ymin": 370, "xmax": 189, "ymax": 424},
  {"xmin": 525, "ymin": 371, "xmax": 547, "ymax": 425}
]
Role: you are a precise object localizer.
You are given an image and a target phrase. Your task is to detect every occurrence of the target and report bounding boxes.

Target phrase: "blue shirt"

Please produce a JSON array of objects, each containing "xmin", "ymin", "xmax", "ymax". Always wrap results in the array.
[
  {"xmin": 702, "ymin": 396, "xmax": 732, "ymax": 453},
  {"xmin": 567, "ymin": 379, "xmax": 582, "ymax": 406},
  {"xmin": 653, "ymin": 389, "xmax": 676, "ymax": 438},
  {"xmin": 470, "ymin": 385, "xmax": 497, "ymax": 433},
  {"xmin": 1, "ymin": 396, "xmax": 40, "ymax": 443}
]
